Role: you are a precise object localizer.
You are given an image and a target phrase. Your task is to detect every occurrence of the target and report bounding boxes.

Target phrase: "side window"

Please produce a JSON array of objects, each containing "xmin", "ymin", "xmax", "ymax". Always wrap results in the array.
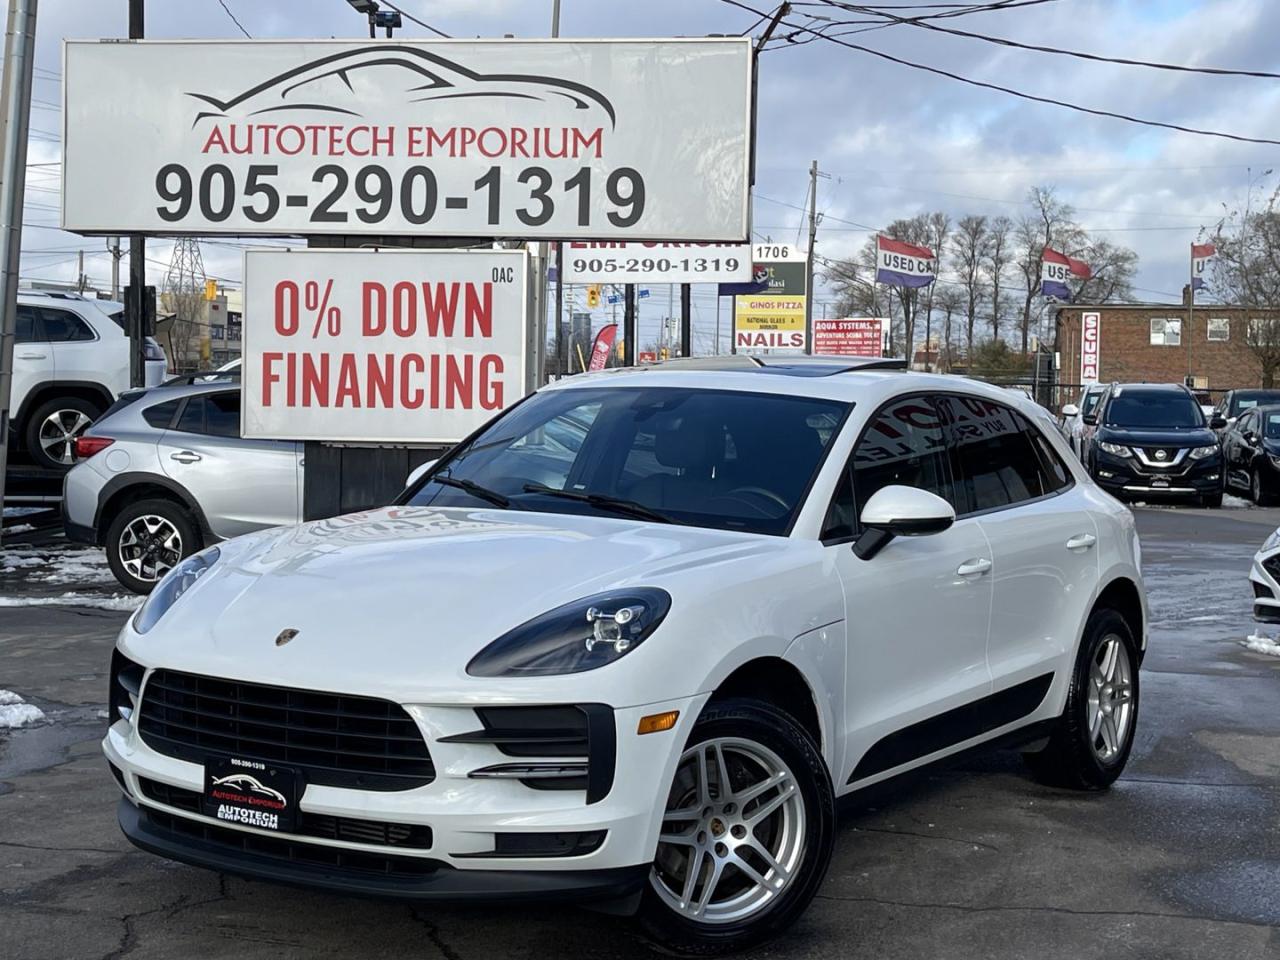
[
  {"xmin": 142, "ymin": 399, "xmax": 180, "ymax": 429},
  {"xmin": 15, "ymin": 304, "xmax": 39, "ymax": 343},
  {"xmin": 39, "ymin": 308, "xmax": 95, "ymax": 342},
  {"xmin": 820, "ymin": 463, "xmax": 855, "ymax": 542},
  {"xmin": 852, "ymin": 396, "xmax": 953, "ymax": 511},
  {"xmin": 205, "ymin": 392, "xmax": 240, "ymax": 438},
  {"xmin": 1027, "ymin": 423, "xmax": 1072, "ymax": 493},
  {"xmin": 174, "ymin": 397, "xmax": 205, "ymax": 434},
  {"xmin": 940, "ymin": 397, "xmax": 1053, "ymax": 513}
]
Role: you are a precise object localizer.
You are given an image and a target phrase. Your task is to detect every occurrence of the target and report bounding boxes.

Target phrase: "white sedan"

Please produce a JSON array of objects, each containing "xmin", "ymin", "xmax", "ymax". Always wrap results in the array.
[{"xmin": 104, "ymin": 357, "xmax": 1146, "ymax": 954}]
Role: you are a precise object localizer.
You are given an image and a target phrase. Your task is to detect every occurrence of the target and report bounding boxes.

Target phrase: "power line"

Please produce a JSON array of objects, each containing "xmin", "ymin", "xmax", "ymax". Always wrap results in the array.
[
  {"xmin": 720, "ymin": 0, "xmax": 1280, "ymax": 147},
  {"xmin": 215, "ymin": 0, "xmax": 252, "ymax": 39},
  {"xmin": 380, "ymin": 1, "xmax": 451, "ymax": 38},
  {"xmin": 813, "ymin": 0, "xmax": 1280, "ymax": 79}
]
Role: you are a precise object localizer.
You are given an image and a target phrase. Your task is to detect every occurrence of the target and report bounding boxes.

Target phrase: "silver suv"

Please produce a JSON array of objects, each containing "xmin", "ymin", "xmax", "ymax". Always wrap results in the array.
[{"xmin": 62, "ymin": 379, "xmax": 303, "ymax": 593}]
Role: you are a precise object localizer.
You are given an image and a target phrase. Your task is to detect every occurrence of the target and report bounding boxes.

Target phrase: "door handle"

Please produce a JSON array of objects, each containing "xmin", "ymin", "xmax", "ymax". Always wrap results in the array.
[
  {"xmin": 956, "ymin": 557, "xmax": 992, "ymax": 578},
  {"xmin": 1066, "ymin": 533, "xmax": 1097, "ymax": 551},
  {"xmin": 169, "ymin": 451, "xmax": 202, "ymax": 464},
  {"xmin": 17, "ymin": 352, "xmax": 46, "ymax": 359}
]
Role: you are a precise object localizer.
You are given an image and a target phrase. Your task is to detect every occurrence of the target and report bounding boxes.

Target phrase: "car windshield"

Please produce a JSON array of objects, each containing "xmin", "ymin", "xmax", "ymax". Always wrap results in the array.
[
  {"xmin": 402, "ymin": 386, "xmax": 851, "ymax": 535},
  {"xmin": 1082, "ymin": 391, "xmax": 1103, "ymax": 416},
  {"xmin": 1231, "ymin": 392, "xmax": 1280, "ymax": 417},
  {"xmin": 1105, "ymin": 393, "xmax": 1204, "ymax": 429}
]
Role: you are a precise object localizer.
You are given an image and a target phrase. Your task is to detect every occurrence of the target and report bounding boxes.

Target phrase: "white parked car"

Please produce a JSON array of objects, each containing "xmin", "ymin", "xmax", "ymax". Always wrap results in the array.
[
  {"xmin": 104, "ymin": 357, "xmax": 1146, "ymax": 954},
  {"xmin": 1250, "ymin": 527, "xmax": 1280, "ymax": 624},
  {"xmin": 11, "ymin": 291, "xmax": 166, "ymax": 468},
  {"xmin": 1060, "ymin": 383, "xmax": 1107, "ymax": 461}
]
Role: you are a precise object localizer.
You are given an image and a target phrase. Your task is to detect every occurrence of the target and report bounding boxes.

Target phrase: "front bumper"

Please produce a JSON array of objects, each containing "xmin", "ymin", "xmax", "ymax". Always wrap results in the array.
[
  {"xmin": 117, "ymin": 797, "xmax": 648, "ymax": 902},
  {"xmin": 1091, "ymin": 450, "xmax": 1222, "ymax": 498},
  {"xmin": 103, "ymin": 657, "xmax": 703, "ymax": 898}
]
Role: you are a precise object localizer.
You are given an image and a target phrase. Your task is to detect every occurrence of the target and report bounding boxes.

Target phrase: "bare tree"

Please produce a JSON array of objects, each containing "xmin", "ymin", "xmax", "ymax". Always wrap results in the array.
[
  {"xmin": 919, "ymin": 211, "xmax": 950, "ymax": 372},
  {"xmin": 934, "ymin": 286, "xmax": 965, "ymax": 372},
  {"xmin": 1016, "ymin": 186, "xmax": 1083, "ymax": 356},
  {"xmin": 1075, "ymin": 237, "xmax": 1138, "ymax": 304},
  {"xmin": 984, "ymin": 215, "xmax": 1013, "ymax": 342},
  {"xmin": 1213, "ymin": 184, "xmax": 1280, "ymax": 386},
  {"xmin": 951, "ymin": 214, "xmax": 989, "ymax": 364}
]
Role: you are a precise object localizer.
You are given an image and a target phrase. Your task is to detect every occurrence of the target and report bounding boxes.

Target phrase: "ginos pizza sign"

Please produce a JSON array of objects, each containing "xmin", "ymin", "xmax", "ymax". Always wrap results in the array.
[{"xmin": 1081, "ymin": 311, "xmax": 1101, "ymax": 383}]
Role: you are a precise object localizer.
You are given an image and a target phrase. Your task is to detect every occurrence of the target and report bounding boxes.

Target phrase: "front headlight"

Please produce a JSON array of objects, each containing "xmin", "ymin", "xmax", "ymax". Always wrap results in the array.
[
  {"xmin": 467, "ymin": 588, "xmax": 672, "ymax": 677},
  {"xmin": 1099, "ymin": 442, "xmax": 1132, "ymax": 458},
  {"xmin": 1263, "ymin": 527, "xmax": 1280, "ymax": 552},
  {"xmin": 1188, "ymin": 444, "xmax": 1219, "ymax": 460},
  {"xmin": 132, "ymin": 547, "xmax": 220, "ymax": 635}
]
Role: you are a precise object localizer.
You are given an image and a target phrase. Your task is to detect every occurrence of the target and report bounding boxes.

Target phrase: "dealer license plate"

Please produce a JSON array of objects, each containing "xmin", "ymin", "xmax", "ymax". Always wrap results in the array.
[{"xmin": 202, "ymin": 756, "xmax": 301, "ymax": 832}]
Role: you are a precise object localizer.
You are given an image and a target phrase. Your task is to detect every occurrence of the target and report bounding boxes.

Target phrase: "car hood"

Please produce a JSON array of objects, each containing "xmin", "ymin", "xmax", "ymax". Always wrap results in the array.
[
  {"xmin": 1097, "ymin": 426, "xmax": 1218, "ymax": 448},
  {"xmin": 125, "ymin": 506, "xmax": 790, "ymax": 693}
]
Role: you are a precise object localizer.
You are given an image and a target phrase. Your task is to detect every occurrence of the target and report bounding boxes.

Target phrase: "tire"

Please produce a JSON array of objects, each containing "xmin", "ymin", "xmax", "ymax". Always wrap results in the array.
[
  {"xmin": 1201, "ymin": 490, "xmax": 1224, "ymax": 509},
  {"xmin": 23, "ymin": 396, "xmax": 102, "ymax": 470},
  {"xmin": 1251, "ymin": 469, "xmax": 1275, "ymax": 507},
  {"xmin": 104, "ymin": 498, "xmax": 201, "ymax": 594},
  {"xmin": 637, "ymin": 698, "xmax": 835, "ymax": 956},
  {"xmin": 1024, "ymin": 608, "xmax": 1139, "ymax": 791}
]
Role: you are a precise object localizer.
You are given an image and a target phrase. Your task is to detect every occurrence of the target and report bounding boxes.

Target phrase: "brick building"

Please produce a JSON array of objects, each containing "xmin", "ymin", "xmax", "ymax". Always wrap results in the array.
[{"xmin": 1056, "ymin": 296, "xmax": 1280, "ymax": 391}]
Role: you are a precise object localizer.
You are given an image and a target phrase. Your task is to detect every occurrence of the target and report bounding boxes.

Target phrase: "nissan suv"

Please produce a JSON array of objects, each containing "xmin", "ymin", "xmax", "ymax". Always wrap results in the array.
[
  {"xmin": 11, "ymin": 291, "xmax": 167, "ymax": 469},
  {"xmin": 1086, "ymin": 383, "xmax": 1226, "ymax": 506}
]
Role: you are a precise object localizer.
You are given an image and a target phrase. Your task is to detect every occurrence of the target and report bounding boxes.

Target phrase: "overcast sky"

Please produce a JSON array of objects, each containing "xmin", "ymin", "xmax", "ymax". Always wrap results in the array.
[{"xmin": 17, "ymin": 0, "xmax": 1280, "ymax": 351}]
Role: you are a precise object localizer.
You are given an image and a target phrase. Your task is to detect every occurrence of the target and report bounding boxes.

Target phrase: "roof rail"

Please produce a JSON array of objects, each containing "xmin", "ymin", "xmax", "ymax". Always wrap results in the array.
[{"xmin": 162, "ymin": 370, "xmax": 242, "ymax": 386}]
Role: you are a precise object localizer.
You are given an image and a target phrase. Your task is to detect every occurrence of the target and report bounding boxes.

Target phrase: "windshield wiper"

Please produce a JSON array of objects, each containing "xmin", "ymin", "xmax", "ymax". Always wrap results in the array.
[
  {"xmin": 429, "ymin": 475, "xmax": 511, "ymax": 507},
  {"xmin": 522, "ymin": 483, "xmax": 675, "ymax": 524}
]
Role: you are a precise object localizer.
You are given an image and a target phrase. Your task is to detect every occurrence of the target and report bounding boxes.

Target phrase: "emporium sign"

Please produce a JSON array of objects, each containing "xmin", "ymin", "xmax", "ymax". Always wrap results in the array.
[{"xmin": 62, "ymin": 39, "xmax": 752, "ymax": 240}]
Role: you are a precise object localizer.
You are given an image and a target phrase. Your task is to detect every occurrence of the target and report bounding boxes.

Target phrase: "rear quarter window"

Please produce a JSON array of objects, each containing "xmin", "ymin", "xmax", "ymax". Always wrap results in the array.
[{"xmin": 142, "ymin": 399, "xmax": 180, "ymax": 429}]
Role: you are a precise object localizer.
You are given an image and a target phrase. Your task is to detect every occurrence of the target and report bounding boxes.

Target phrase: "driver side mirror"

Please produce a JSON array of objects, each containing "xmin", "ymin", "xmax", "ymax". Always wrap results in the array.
[
  {"xmin": 405, "ymin": 458, "xmax": 438, "ymax": 489},
  {"xmin": 1212, "ymin": 416, "xmax": 1228, "ymax": 430},
  {"xmin": 1060, "ymin": 403, "xmax": 1079, "ymax": 418},
  {"xmin": 854, "ymin": 485, "xmax": 956, "ymax": 561},
  {"xmin": 1081, "ymin": 413, "xmax": 1098, "ymax": 426}
]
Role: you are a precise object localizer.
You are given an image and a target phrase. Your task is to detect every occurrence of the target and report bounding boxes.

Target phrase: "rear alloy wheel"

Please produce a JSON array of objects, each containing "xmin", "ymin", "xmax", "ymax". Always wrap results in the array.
[
  {"xmin": 639, "ymin": 699, "xmax": 834, "ymax": 955},
  {"xmin": 105, "ymin": 498, "xmax": 201, "ymax": 594},
  {"xmin": 24, "ymin": 397, "xmax": 101, "ymax": 469},
  {"xmin": 1024, "ymin": 608, "xmax": 1139, "ymax": 790}
]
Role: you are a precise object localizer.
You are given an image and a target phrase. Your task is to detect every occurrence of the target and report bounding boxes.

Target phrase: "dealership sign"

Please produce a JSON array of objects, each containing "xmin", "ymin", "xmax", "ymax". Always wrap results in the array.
[
  {"xmin": 62, "ymin": 39, "xmax": 752, "ymax": 240},
  {"xmin": 241, "ymin": 248, "xmax": 526, "ymax": 443},
  {"xmin": 562, "ymin": 242, "xmax": 751, "ymax": 283},
  {"xmin": 1080, "ymin": 311, "xmax": 1101, "ymax": 383},
  {"xmin": 814, "ymin": 318, "xmax": 883, "ymax": 357}
]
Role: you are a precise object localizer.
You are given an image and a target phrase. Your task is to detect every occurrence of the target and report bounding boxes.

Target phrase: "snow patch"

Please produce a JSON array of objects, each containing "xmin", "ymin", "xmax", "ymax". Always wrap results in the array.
[
  {"xmin": 1222, "ymin": 495, "xmax": 1254, "ymax": 510},
  {"xmin": 0, "ymin": 592, "xmax": 142, "ymax": 611},
  {"xmin": 0, "ymin": 690, "xmax": 45, "ymax": 729},
  {"xmin": 3, "ymin": 524, "xmax": 34, "ymax": 534},
  {"xmin": 1243, "ymin": 633, "xmax": 1280, "ymax": 658},
  {"xmin": 3, "ymin": 507, "xmax": 46, "ymax": 518}
]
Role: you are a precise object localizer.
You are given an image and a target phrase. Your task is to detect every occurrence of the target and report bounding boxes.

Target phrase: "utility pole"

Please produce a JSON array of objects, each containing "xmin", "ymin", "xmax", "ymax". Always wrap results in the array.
[
  {"xmin": 804, "ymin": 159, "xmax": 819, "ymax": 354},
  {"xmin": 680, "ymin": 284, "xmax": 691, "ymax": 357},
  {"xmin": 535, "ymin": 0, "xmax": 561, "ymax": 385},
  {"xmin": 1185, "ymin": 243, "xmax": 1194, "ymax": 386},
  {"xmin": 77, "ymin": 249, "xmax": 85, "ymax": 292},
  {"xmin": 0, "ymin": 0, "xmax": 38, "ymax": 532},
  {"xmin": 107, "ymin": 236, "xmax": 122, "ymax": 299},
  {"xmin": 126, "ymin": 0, "xmax": 146, "ymax": 387}
]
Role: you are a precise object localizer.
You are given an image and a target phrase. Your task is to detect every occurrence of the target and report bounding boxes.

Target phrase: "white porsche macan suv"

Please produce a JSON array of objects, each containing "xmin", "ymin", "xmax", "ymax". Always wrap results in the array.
[{"xmin": 104, "ymin": 357, "xmax": 1146, "ymax": 954}]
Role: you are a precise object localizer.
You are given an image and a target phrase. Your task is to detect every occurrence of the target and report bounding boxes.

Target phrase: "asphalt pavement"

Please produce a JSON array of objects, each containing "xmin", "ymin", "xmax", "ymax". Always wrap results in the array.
[{"xmin": 1, "ymin": 505, "xmax": 1278, "ymax": 959}]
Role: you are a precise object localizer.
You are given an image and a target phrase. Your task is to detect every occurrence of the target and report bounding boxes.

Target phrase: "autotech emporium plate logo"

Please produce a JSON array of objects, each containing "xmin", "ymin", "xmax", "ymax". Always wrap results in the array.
[
  {"xmin": 274, "ymin": 628, "xmax": 300, "ymax": 647},
  {"xmin": 209, "ymin": 773, "xmax": 288, "ymax": 830}
]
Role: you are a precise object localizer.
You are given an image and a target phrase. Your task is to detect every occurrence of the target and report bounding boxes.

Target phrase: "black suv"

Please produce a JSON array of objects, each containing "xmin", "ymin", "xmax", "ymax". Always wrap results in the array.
[{"xmin": 1085, "ymin": 383, "xmax": 1226, "ymax": 507}]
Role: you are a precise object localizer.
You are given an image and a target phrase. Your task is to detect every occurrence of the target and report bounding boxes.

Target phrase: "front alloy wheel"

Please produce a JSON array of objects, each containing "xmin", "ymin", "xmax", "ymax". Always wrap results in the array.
[
  {"xmin": 652, "ymin": 738, "xmax": 806, "ymax": 923},
  {"xmin": 119, "ymin": 514, "xmax": 184, "ymax": 585},
  {"xmin": 639, "ymin": 699, "xmax": 834, "ymax": 955}
]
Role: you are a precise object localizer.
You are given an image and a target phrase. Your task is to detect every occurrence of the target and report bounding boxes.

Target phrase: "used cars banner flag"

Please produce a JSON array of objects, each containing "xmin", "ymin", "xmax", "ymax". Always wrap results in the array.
[
  {"xmin": 1192, "ymin": 242, "xmax": 1216, "ymax": 290},
  {"xmin": 1041, "ymin": 247, "xmax": 1091, "ymax": 299},
  {"xmin": 874, "ymin": 236, "xmax": 937, "ymax": 288}
]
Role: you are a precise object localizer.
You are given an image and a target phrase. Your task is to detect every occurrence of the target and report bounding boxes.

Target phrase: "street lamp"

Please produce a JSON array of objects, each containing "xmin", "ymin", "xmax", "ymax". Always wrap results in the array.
[{"xmin": 345, "ymin": 0, "xmax": 402, "ymax": 37}]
